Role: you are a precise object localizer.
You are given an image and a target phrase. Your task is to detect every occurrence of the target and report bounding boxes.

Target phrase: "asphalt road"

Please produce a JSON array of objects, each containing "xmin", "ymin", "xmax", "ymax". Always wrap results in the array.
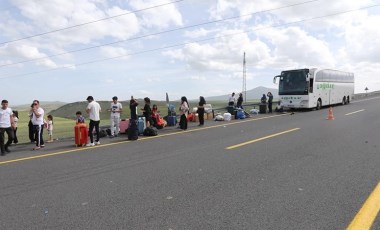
[{"xmin": 0, "ymin": 97, "xmax": 379, "ymax": 230}]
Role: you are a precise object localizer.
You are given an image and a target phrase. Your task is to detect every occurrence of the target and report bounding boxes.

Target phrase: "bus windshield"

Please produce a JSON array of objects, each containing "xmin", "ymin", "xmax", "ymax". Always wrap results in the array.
[{"xmin": 279, "ymin": 70, "xmax": 308, "ymax": 95}]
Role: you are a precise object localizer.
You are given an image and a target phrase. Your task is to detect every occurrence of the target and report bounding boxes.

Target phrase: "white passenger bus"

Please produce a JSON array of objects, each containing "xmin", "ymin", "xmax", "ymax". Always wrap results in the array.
[{"xmin": 273, "ymin": 68, "xmax": 354, "ymax": 109}]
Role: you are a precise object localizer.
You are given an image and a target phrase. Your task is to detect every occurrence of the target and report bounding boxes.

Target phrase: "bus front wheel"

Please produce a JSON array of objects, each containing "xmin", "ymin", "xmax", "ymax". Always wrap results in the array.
[{"xmin": 316, "ymin": 100, "xmax": 322, "ymax": 110}]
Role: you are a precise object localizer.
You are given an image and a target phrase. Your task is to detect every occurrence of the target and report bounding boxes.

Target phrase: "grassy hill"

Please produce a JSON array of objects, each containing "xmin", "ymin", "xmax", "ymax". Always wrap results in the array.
[
  {"xmin": 13, "ymin": 101, "xmax": 67, "ymax": 113},
  {"xmin": 49, "ymin": 100, "xmax": 181, "ymax": 120}
]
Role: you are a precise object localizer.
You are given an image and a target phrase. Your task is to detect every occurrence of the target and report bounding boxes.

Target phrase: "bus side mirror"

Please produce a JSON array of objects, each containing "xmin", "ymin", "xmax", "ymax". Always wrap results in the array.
[
  {"xmin": 273, "ymin": 75, "xmax": 280, "ymax": 84},
  {"xmin": 306, "ymin": 73, "xmax": 310, "ymax": 81}
]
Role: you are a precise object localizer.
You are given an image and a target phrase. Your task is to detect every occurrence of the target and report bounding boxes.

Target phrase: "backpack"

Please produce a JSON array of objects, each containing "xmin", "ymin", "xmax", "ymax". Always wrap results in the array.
[{"xmin": 143, "ymin": 127, "xmax": 158, "ymax": 136}]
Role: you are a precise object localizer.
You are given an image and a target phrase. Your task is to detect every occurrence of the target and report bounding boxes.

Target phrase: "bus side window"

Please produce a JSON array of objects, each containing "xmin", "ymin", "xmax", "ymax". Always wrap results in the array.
[{"xmin": 309, "ymin": 78, "xmax": 314, "ymax": 93}]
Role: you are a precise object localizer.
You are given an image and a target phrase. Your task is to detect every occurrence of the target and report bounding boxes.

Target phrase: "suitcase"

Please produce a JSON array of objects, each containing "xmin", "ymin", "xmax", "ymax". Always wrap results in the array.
[
  {"xmin": 74, "ymin": 124, "xmax": 88, "ymax": 146},
  {"xmin": 206, "ymin": 112, "xmax": 214, "ymax": 120},
  {"xmin": 259, "ymin": 104, "xmax": 267, "ymax": 114},
  {"xmin": 119, "ymin": 119, "xmax": 129, "ymax": 134},
  {"xmin": 138, "ymin": 117, "xmax": 146, "ymax": 135},
  {"xmin": 128, "ymin": 119, "xmax": 138, "ymax": 140},
  {"xmin": 167, "ymin": 116, "xmax": 177, "ymax": 126}
]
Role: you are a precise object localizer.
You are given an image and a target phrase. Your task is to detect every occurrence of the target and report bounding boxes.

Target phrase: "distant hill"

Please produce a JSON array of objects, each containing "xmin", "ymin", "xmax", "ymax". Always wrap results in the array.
[
  {"xmin": 12, "ymin": 101, "xmax": 67, "ymax": 113},
  {"xmin": 49, "ymin": 100, "xmax": 177, "ymax": 120},
  {"xmin": 205, "ymin": 86, "xmax": 277, "ymax": 101}
]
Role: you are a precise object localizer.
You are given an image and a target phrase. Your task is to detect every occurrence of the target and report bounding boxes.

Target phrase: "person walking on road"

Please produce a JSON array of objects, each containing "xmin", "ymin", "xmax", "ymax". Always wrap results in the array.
[
  {"xmin": 198, "ymin": 96, "xmax": 206, "ymax": 126},
  {"xmin": 86, "ymin": 96, "xmax": 101, "ymax": 146},
  {"xmin": 30, "ymin": 100, "xmax": 45, "ymax": 150},
  {"xmin": 267, "ymin": 92, "xmax": 273, "ymax": 113},
  {"xmin": 179, "ymin": 96, "xmax": 189, "ymax": 130},
  {"xmin": 108, "ymin": 96, "xmax": 122, "ymax": 137},
  {"xmin": 0, "ymin": 100, "xmax": 15, "ymax": 155}
]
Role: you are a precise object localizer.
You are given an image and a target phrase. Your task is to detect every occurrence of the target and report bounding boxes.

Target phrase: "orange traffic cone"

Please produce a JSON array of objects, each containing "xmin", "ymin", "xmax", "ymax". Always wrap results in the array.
[{"xmin": 326, "ymin": 107, "xmax": 334, "ymax": 120}]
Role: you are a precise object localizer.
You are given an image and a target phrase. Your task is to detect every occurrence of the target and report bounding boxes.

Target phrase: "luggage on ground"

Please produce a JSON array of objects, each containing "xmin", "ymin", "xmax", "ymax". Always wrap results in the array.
[
  {"xmin": 127, "ymin": 119, "xmax": 138, "ymax": 140},
  {"xmin": 119, "ymin": 119, "xmax": 130, "ymax": 134},
  {"xmin": 223, "ymin": 113, "xmax": 232, "ymax": 121},
  {"xmin": 214, "ymin": 114, "xmax": 224, "ymax": 121},
  {"xmin": 259, "ymin": 104, "xmax": 267, "ymax": 114},
  {"xmin": 143, "ymin": 127, "xmax": 158, "ymax": 136},
  {"xmin": 236, "ymin": 110, "xmax": 246, "ymax": 119},
  {"xmin": 167, "ymin": 116, "xmax": 177, "ymax": 126},
  {"xmin": 74, "ymin": 123, "xmax": 88, "ymax": 146},
  {"xmin": 138, "ymin": 117, "xmax": 146, "ymax": 135}
]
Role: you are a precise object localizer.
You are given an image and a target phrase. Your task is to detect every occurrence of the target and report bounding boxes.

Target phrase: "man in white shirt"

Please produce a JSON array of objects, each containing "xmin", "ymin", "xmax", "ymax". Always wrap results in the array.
[
  {"xmin": 30, "ymin": 100, "xmax": 45, "ymax": 150},
  {"xmin": 0, "ymin": 100, "xmax": 15, "ymax": 155},
  {"xmin": 228, "ymin": 92, "xmax": 236, "ymax": 106},
  {"xmin": 86, "ymin": 96, "xmax": 101, "ymax": 146},
  {"xmin": 108, "ymin": 96, "xmax": 122, "ymax": 137}
]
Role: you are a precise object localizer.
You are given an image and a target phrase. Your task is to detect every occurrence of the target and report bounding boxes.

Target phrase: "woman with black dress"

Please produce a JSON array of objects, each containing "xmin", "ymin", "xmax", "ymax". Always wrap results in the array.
[
  {"xmin": 179, "ymin": 96, "xmax": 189, "ymax": 130},
  {"xmin": 141, "ymin": 97, "xmax": 153, "ymax": 127},
  {"xmin": 198, "ymin": 96, "xmax": 206, "ymax": 126}
]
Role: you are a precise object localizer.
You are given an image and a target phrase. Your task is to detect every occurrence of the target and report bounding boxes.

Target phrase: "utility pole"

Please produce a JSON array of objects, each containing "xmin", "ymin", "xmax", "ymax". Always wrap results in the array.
[{"xmin": 242, "ymin": 52, "xmax": 247, "ymax": 103}]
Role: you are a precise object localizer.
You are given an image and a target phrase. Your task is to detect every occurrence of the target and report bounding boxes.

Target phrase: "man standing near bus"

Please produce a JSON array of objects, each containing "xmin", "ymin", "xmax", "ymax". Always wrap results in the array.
[{"xmin": 0, "ymin": 100, "xmax": 15, "ymax": 155}]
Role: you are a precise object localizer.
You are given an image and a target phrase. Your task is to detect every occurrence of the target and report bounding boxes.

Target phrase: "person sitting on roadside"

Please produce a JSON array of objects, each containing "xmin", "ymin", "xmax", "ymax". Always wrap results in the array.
[{"xmin": 76, "ymin": 111, "xmax": 85, "ymax": 124}]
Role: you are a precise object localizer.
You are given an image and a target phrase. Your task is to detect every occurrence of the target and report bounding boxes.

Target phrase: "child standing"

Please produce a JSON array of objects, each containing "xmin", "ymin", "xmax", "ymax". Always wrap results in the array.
[
  {"xmin": 47, "ymin": 115, "xmax": 54, "ymax": 142},
  {"xmin": 12, "ymin": 111, "xmax": 19, "ymax": 144}
]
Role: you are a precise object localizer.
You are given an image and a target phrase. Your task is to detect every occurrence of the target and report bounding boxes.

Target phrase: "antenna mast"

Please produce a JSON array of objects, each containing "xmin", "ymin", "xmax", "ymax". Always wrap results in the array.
[{"xmin": 242, "ymin": 52, "xmax": 247, "ymax": 102}]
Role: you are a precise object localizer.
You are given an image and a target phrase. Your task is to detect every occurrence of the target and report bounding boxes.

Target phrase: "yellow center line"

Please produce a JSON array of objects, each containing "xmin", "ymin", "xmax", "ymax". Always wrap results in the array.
[
  {"xmin": 0, "ymin": 113, "xmax": 290, "ymax": 165},
  {"xmin": 345, "ymin": 109, "xmax": 365, "ymax": 116},
  {"xmin": 347, "ymin": 181, "xmax": 380, "ymax": 230},
  {"xmin": 226, "ymin": 128, "xmax": 300, "ymax": 150}
]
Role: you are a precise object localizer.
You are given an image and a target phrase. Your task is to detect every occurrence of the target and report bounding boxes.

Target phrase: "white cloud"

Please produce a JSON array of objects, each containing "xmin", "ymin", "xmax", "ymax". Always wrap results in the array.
[
  {"xmin": 144, "ymin": 77, "xmax": 161, "ymax": 82},
  {"xmin": 183, "ymin": 28, "xmax": 217, "ymax": 39},
  {"xmin": 164, "ymin": 29, "xmax": 272, "ymax": 72},
  {"xmin": 0, "ymin": 43, "xmax": 58, "ymax": 68},
  {"xmin": 188, "ymin": 75, "xmax": 206, "ymax": 81},
  {"xmin": 129, "ymin": 0, "xmax": 183, "ymax": 28},
  {"xmin": 256, "ymin": 26, "xmax": 336, "ymax": 68},
  {"xmin": 341, "ymin": 13, "xmax": 380, "ymax": 63},
  {"xmin": 99, "ymin": 46, "xmax": 130, "ymax": 59}
]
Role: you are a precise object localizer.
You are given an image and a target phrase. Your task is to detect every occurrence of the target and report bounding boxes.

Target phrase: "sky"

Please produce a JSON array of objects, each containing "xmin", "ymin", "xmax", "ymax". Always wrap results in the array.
[{"xmin": 0, "ymin": 0, "xmax": 380, "ymax": 105}]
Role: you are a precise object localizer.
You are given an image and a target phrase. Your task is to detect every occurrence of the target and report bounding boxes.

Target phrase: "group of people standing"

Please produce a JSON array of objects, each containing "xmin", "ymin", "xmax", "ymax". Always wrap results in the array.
[
  {"xmin": 3, "ymin": 91, "xmax": 278, "ymax": 154},
  {"xmin": 228, "ymin": 91, "xmax": 274, "ymax": 113},
  {"xmin": 261, "ymin": 92, "xmax": 274, "ymax": 113},
  {"xmin": 0, "ymin": 99, "xmax": 52, "ymax": 155}
]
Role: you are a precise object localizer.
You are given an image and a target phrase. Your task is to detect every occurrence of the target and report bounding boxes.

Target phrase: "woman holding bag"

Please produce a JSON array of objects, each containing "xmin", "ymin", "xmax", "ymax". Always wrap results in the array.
[{"xmin": 179, "ymin": 96, "xmax": 189, "ymax": 130}]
